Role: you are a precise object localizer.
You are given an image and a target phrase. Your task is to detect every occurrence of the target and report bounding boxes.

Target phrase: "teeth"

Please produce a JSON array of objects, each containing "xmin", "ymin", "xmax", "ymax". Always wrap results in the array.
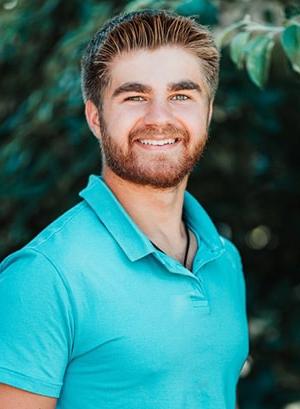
[{"xmin": 138, "ymin": 138, "xmax": 176, "ymax": 146}]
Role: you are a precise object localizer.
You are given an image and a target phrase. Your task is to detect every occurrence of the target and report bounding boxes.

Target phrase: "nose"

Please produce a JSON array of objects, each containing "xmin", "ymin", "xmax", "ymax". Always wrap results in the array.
[{"xmin": 143, "ymin": 99, "xmax": 174, "ymax": 127}]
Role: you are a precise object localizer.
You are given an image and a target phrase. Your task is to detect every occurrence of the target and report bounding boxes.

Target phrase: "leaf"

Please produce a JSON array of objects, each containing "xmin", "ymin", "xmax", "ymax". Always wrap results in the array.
[
  {"xmin": 280, "ymin": 24, "xmax": 300, "ymax": 74},
  {"xmin": 175, "ymin": 0, "xmax": 218, "ymax": 24},
  {"xmin": 245, "ymin": 34, "xmax": 275, "ymax": 88},
  {"xmin": 124, "ymin": 0, "xmax": 166, "ymax": 12},
  {"xmin": 216, "ymin": 15, "xmax": 251, "ymax": 49},
  {"xmin": 230, "ymin": 31, "xmax": 251, "ymax": 69}
]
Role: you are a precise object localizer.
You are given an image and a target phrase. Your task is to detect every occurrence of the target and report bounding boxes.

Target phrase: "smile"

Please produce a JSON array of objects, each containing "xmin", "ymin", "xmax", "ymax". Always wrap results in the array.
[{"xmin": 137, "ymin": 138, "xmax": 178, "ymax": 146}]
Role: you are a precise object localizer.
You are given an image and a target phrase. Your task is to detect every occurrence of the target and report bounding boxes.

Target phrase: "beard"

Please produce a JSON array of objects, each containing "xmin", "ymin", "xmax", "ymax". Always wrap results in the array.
[{"xmin": 99, "ymin": 114, "xmax": 208, "ymax": 189}]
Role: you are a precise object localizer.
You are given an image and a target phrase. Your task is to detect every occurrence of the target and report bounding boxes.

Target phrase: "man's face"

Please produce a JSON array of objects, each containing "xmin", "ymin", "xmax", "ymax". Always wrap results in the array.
[{"xmin": 90, "ymin": 45, "xmax": 213, "ymax": 189}]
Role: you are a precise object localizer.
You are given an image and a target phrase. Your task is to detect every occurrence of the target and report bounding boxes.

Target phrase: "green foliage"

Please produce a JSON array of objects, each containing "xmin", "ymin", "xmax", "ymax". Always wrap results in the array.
[
  {"xmin": 0, "ymin": 0, "xmax": 116, "ymax": 251},
  {"xmin": 281, "ymin": 23, "xmax": 300, "ymax": 74},
  {"xmin": 245, "ymin": 34, "xmax": 275, "ymax": 88},
  {"xmin": 218, "ymin": 14, "xmax": 300, "ymax": 88},
  {"xmin": 230, "ymin": 31, "xmax": 251, "ymax": 69},
  {"xmin": 123, "ymin": 0, "xmax": 217, "ymax": 24},
  {"xmin": 0, "ymin": 1, "xmax": 299, "ymax": 408}
]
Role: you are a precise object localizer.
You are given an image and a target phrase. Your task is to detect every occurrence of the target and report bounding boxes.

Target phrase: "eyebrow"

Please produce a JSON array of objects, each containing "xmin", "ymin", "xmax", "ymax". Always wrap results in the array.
[
  {"xmin": 111, "ymin": 80, "xmax": 202, "ymax": 98},
  {"xmin": 168, "ymin": 80, "xmax": 202, "ymax": 94}
]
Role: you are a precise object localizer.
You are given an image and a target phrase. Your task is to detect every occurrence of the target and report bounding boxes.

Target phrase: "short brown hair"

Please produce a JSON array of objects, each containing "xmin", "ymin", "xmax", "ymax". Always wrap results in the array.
[{"xmin": 81, "ymin": 9, "xmax": 220, "ymax": 108}]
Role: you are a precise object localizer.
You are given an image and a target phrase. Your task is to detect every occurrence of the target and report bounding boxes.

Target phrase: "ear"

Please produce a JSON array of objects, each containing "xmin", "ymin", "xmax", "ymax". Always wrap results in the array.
[
  {"xmin": 208, "ymin": 98, "xmax": 213, "ymax": 124},
  {"xmin": 85, "ymin": 100, "xmax": 102, "ymax": 140}
]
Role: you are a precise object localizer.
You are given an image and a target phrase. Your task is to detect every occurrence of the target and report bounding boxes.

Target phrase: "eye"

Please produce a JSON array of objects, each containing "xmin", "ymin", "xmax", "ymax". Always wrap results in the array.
[
  {"xmin": 124, "ymin": 96, "xmax": 145, "ymax": 102},
  {"xmin": 171, "ymin": 94, "xmax": 190, "ymax": 101}
]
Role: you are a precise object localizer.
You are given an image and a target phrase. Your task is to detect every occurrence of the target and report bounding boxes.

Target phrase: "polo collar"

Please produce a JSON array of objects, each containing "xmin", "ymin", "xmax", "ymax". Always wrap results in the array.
[
  {"xmin": 183, "ymin": 190, "xmax": 225, "ymax": 253},
  {"xmin": 79, "ymin": 175, "xmax": 224, "ymax": 262},
  {"xmin": 79, "ymin": 175, "xmax": 154, "ymax": 261}
]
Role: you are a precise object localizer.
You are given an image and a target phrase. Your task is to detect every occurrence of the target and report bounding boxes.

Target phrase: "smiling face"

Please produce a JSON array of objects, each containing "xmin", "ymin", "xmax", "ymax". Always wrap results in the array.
[{"xmin": 86, "ymin": 45, "xmax": 213, "ymax": 189}]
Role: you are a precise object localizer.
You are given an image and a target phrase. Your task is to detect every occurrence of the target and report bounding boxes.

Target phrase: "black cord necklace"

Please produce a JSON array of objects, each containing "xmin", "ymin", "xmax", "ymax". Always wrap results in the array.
[{"xmin": 151, "ymin": 222, "xmax": 190, "ymax": 268}]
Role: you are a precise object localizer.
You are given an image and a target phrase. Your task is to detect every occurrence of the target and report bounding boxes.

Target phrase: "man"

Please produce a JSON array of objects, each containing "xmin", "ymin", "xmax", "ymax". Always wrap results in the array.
[{"xmin": 0, "ymin": 9, "xmax": 249, "ymax": 409}]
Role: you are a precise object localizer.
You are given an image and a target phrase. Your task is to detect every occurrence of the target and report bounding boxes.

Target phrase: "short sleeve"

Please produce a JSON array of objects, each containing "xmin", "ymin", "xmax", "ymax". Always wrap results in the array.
[
  {"xmin": 221, "ymin": 236, "xmax": 247, "ymax": 307},
  {"xmin": 0, "ymin": 248, "xmax": 74, "ymax": 398}
]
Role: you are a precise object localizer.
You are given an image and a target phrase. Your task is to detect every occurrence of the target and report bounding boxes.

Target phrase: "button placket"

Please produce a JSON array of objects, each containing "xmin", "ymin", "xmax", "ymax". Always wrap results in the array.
[
  {"xmin": 154, "ymin": 252, "xmax": 195, "ymax": 278},
  {"xmin": 154, "ymin": 252, "xmax": 210, "ymax": 310},
  {"xmin": 189, "ymin": 276, "xmax": 210, "ymax": 310}
]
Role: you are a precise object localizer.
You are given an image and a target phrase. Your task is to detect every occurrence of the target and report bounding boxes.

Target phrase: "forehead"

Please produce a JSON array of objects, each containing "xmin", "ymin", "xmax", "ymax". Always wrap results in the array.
[{"xmin": 105, "ymin": 45, "xmax": 208, "ymax": 95}]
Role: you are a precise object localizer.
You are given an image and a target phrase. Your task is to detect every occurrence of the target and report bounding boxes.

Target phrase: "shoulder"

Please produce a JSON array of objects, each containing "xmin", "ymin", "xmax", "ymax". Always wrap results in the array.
[
  {"xmin": 218, "ymin": 235, "xmax": 246, "ymax": 295},
  {"xmin": 26, "ymin": 200, "xmax": 100, "ymax": 251},
  {"xmin": 219, "ymin": 235, "xmax": 243, "ymax": 268},
  {"xmin": 1, "ymin": 200, "xmax": 108, "ymax": 284}
]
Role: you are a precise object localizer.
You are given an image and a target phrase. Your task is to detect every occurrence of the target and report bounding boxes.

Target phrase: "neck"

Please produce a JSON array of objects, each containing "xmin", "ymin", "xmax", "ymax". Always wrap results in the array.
[{"xmin": 102, "ymin": 167, "xmax": 189, "ymax": 247}]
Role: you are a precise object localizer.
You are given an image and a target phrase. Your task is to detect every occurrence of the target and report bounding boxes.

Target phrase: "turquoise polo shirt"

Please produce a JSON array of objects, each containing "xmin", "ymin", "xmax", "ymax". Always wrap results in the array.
[{"xmin": 0, "ymin": 174, "xmax": 249, "ymax": 409}]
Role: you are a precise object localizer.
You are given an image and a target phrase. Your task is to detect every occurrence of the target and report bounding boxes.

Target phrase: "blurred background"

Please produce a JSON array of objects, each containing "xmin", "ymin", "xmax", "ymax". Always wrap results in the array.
[{"xmin": 0, "ymin": 0, "xmax": 299, "ymax": 407}]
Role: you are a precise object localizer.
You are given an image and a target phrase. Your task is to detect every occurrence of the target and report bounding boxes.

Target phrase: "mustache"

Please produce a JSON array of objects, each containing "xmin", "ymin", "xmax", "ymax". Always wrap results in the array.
[{"xmin": 129, "ymin": 124, "xmax": 190, "ymax": 143}]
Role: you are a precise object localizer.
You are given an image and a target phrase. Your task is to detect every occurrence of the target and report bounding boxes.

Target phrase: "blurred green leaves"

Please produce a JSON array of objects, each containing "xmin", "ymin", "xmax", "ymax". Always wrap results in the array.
[
  {"xmin": 281, "ymin": 23, "xmax": 300, "ymax": 74},
  {"xmin": 0, "ymin": 1, "xmax": 300, "ymax": 408},
  {"xmin": 218, "ymin": 14, "xmax": 300, "ymax": 88},
  {"xmin": 228, "ymin": 30, "xmax": 277, "ymax": 87},
  {"xmin": 0, "ymin": 0, "xmax": 115, "ymax": 251},
  {"xmin": 230, "ymin": 31, "xmax": 251, "ymax": 69},
  {"xmin": 245, "ymin": 34, "xmax": 275, "ymax": 88}
]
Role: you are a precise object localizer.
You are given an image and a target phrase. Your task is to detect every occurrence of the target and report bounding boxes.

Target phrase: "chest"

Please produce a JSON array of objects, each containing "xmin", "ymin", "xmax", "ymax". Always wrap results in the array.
[{"xmin": 69, "ymin": 254, "xmax": 249, "ymax": 383}]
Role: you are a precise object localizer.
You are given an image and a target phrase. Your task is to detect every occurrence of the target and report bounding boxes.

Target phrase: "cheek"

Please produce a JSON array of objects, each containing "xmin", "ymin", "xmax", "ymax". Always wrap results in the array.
[
  {"xmin": 103, "ymin": 115, "xmax": 131, "ymax": 143},
  {"xmin": 177, "ymin": 108, "xmax": 208, "ymax": 137},
  {"xmin": 108, "ymin": 106, "xmax": 142, "ymax": 137}
]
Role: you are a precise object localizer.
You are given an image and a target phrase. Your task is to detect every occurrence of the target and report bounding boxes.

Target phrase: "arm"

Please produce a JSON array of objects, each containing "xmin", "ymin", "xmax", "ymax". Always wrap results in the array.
[
  {"xmin": 0, "ymin": 249, "xmax": 73, "ymax": 402},
  {"xmin": 0, "ymin": 384, "xmax": 57, "ymax": 409}
]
